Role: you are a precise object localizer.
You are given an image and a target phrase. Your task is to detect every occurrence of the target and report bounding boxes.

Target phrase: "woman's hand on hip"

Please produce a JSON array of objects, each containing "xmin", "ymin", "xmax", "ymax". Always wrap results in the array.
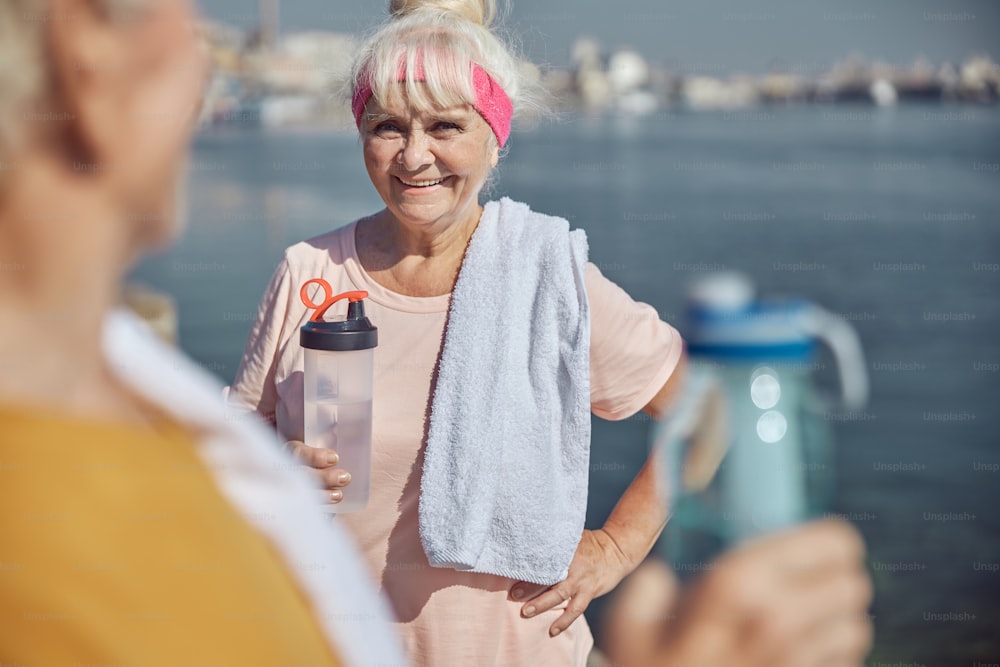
[
  {"xmin": 509, "ymin": 529, "xmax": 635, "ymax": 637},
  {"xmin": 284, "ymin": 440, "xmax": 352, "ymax": 505}
]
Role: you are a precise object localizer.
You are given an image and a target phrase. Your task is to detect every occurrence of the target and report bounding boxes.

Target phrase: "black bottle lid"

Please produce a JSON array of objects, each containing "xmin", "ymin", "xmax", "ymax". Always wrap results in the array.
[{"xmin": 299, "ymin": 281, "xmax": 378, "ymax": 351}]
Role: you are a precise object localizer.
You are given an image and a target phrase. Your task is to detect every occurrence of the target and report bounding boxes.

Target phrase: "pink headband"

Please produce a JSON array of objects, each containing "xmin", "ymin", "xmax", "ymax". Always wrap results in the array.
[{"xmin": 351, "ymin": 63, "xmax": 513, "ymax": 148}]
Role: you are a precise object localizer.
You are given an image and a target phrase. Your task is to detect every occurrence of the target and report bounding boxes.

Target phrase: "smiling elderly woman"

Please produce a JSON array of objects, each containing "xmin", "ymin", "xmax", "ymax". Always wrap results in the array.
[
  {"xmin": 229, "ymin": 0, "xmax": 687, "ymax": 664},
  {"xmin": 231, "ymin": 0, "xmax": 683, "ymax": 666},
  {"xmin": 230, "ymin": 0, "xmax": 870, "ymax": 667},
  {"xmin": 229, "ymin": 4, "xmax": 876, "ymax": 665}
]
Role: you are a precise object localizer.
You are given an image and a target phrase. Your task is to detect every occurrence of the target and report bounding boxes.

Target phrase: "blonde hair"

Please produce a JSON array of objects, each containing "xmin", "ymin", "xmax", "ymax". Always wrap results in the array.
[
  {"xmin": 390, "ymin": 0, "xmax": 496, "ymax": 26},
  {"xmin": 0, "ymin": 0, "xmax": 151, "ymax": 166},
  {"xmin": 351, "ymin": 0, "xmax": 544, "ymax": 138}
]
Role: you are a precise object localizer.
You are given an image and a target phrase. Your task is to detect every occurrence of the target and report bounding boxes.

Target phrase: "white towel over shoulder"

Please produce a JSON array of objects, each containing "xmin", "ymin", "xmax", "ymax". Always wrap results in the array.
[{"xmin": 419, "ymin": 197, "xmax": 592, "ymax": 585}]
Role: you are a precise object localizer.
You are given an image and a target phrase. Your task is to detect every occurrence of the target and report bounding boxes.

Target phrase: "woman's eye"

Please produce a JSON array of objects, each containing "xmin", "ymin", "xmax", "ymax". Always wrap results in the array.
[
  {"xmin": 432, "ymin": 122, "xmax": 461, "ymax": 133},
  {"xmin": 374, "ymin": 122, "xmax": 402, "ymax": 135}
]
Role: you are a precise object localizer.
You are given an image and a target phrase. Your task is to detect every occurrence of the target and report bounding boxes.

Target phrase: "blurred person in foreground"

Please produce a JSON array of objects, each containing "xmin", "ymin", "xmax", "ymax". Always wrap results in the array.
[
  {"xmin": 0, "ymin": 0, "xmax": 405, "ymax": 664},
  {"xmin": 228, "ymin": 0, "xmax": 872, "ymax": 665}
]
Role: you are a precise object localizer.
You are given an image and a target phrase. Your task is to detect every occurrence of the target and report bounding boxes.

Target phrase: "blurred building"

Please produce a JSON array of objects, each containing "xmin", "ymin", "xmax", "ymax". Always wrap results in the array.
[{"xmin": 196, "ymin": 14, "xmax": 999, "ymax": 129}]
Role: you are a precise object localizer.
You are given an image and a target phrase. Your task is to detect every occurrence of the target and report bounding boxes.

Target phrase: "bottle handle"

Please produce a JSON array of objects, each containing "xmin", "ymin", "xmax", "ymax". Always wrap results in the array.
[
  {"xmin": 300, "ymin": 278, "xmax": 368, "ymax": 322},
  {"xmin": 652, "ymin": 367, "xmax": 730, "ymax": 509},
  {"xmin": 800, "ymin": 305, "xmax": 869, "ymax": 410}
]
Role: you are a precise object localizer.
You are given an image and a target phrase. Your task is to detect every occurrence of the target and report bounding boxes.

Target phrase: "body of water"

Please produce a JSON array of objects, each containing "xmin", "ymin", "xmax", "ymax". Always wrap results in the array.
[{"xmin": 132, "ymin": 105, "xmax": 1000, "ymax": 664}]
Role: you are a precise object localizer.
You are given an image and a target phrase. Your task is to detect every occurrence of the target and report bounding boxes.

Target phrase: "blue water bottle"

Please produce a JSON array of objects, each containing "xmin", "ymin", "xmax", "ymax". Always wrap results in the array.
[{"xmin": 656, "ymin": 272, "xmax": 868, "ymax": 572}]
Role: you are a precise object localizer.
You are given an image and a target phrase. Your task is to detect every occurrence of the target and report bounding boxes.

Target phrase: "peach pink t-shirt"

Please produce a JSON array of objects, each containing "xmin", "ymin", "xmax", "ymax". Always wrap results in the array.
[{"xmin": 231, "ymin": 214, "xmax": 683, "ymax": 667}]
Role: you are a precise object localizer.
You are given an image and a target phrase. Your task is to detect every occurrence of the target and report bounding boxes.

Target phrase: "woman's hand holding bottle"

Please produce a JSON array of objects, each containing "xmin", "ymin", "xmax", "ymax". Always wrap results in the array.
[
  {"xmin": 285, "ymin": 440, "xmax": 352, "ymax": 505},
  {"xmin": 605, "ymin": 520, "xmax": 873, "ymax": 667}
]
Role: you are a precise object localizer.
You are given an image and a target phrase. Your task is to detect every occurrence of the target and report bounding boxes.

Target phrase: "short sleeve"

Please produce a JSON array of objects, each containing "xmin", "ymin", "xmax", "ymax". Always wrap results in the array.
[
  {"xmin": 230, "ymin": 256, "xmax": 296, "ymax": 426},
  {"xmin": 587, "ymin": 262, "xmax": 684, "ymax": 421}
]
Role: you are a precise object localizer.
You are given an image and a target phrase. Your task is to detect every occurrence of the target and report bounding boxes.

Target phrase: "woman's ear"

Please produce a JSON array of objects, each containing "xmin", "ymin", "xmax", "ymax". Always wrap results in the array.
[
  {"xmin": 43, "ymin": 0, "xmax": 205, "ymax": 173},
  {"xmin": 489, "ymin": 140, "xmax": 500, "ymax": 168},
  {"xmin": 42, "ymin": 0, "xmax": 204, "ymax": 232},
  {"xmin": 43, "ymin": 0, "xmax": 133, "ymax": 170}
]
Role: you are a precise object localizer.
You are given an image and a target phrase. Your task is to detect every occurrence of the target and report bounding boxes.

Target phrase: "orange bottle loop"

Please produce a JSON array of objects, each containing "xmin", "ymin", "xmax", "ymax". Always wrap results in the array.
[{"xmin": 299, "ymin": 278, "xmax": 368, "ymax": 323}]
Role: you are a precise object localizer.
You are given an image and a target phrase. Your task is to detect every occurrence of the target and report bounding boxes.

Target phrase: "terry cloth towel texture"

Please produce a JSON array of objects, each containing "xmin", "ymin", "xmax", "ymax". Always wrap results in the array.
[{"xmin": 419, "ymin": 196, "xmax": 592, "ymax": 585}]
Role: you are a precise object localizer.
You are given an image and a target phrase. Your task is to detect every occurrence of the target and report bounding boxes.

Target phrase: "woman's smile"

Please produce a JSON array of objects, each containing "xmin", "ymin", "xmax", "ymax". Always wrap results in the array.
[{"xmin": 395, "ymin": 174, "xmax": 453, "ymax": 190}]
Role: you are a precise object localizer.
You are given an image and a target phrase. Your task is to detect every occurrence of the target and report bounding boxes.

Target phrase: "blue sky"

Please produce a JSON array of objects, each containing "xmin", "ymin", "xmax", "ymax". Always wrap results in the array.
[{"xmin": 200, "ymin": 0, "xmax": 999, "ymax": 73}]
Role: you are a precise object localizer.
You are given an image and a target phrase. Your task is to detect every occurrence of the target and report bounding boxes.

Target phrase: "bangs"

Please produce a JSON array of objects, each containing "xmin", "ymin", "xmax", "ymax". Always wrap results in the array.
[{"xmin": 361, "ymin": 23, "xmax": 479, "ymax": 117}]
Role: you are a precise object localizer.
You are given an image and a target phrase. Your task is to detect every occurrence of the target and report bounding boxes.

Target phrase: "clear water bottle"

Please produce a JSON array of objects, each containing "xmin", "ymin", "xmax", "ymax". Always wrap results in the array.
[
  {"xmin": 655, "ymin": 272, "xmax": 868, "ymax": 574},
  {"xmin": 299, "ymin": 280, "xmax": 378, "ymax": 514}
]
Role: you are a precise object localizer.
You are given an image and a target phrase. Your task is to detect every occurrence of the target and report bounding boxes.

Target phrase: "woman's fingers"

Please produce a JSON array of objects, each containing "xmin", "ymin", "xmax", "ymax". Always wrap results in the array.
[
  {"xmin": 519, "ymin": 581, "xmax": 572, "ymax": 618},
  {"xmin": 516, "ymin": 579, "xmax": 591, "ymax": 637},
  {"xmin": 513, "ymin": 530, "xmax": 634, "ymax": 637},
  {"xmin": 284, "ymin": 441, "xmax": 351, "ymax": 494},
  {"xmin": 600, "ymin": 522, "xmax": 873, "ymax": 667},
  {"xmin": 752, "ymin": 519, "xmax": 866, "ymax": 582},
  {"xmin": 755, "ymin": 553, "xmax": 869, "ymax": 644},
  {"xmin": 286, "ymin": 440, "xmax": 339, "ymax": 469},
  {"xmin": 782, "ymin": 611, "xmax": 873, "ymax": 667},
  {"xmin": 695, "ymin": 520, "xmax": 871, "ymax": 667},
  {"xmin": 516, "ymin": 579, "xmax": 597, "ymax": 637},
  {"xmin": 316, "ymin": 466, "xmax": 352, "ymax": 490},
  {"xmin": 547, "ymin": 589, "xmax": 594, "ymax": 637},
  {"xmin": 508, "ymin": 582, "xmax": 547, "ymax": 603},
  {"xmin": 319, "ymin": 488, "xmax": 344, "ymax": 504},
  {"xmin": 777, "ymin": 562, "xmax": 873, "ymax": 667}
]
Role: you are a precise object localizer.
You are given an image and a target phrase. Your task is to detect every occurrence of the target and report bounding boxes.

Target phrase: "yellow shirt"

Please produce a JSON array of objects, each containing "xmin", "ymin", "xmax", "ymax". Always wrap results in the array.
[{"xmin": 0, "ymin": 405, "xmax": 341, "ymax": 666}]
